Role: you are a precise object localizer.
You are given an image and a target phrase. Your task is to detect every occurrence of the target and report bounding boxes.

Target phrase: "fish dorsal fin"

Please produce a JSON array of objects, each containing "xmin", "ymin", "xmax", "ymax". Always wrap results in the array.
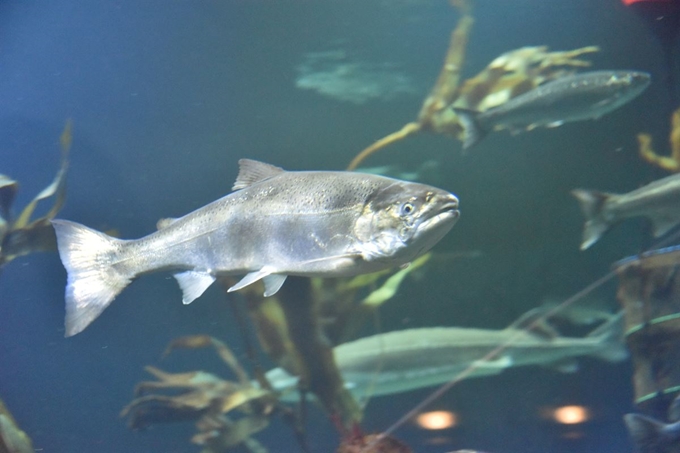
[
  {"xmin": 232, "ymin": 159, "xmax": 285, "ymax": 191},
  {"xmin": 505, "ymin": 308, "xmax": 559, "ymax": 340},
  {"xmin": 174, "ymin": 270, "xmax": 216, "ymax": 305},
  {"xmin": 156, "ymin": 217, "xmax": 178, "ymax": 230}
]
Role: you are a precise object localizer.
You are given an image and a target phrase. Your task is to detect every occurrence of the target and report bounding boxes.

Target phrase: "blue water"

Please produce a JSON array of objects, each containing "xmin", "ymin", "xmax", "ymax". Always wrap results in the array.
[{"xmin": 0, "ymin": 1, "xmax": 675, "ymax": 452}]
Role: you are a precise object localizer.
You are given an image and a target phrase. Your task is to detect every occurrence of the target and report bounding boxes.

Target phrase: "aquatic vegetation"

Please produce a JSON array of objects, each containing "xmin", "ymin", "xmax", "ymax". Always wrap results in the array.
[
  {"xmin": 121, "ymin": 338, "xmax": 276, "ymax": 453},
  {"xmin": 122, "ymin": 252, "xmax": 478, "ymax": 450},
  {"xmin": 0, "ymin": 120, "xmax": 70, "ymax": 268},
  {"xmin": 346, "ymin": 0, "xmax": 600, "ymax": 169},
  {"xmin": 0, "ymin": 399, "xmax": 34, "ymax": 453},
  {"xmin": 638, "ymin": 107, "xmax": 680, "ymax": 172}
]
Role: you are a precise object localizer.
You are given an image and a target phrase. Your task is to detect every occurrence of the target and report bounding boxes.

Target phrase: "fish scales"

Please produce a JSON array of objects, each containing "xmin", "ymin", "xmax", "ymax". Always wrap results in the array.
[
  {"xmin": 52, "ymin": 159, "xmax": 459, "ymax": 336},
  {"xmin": 116, "ymin": 173, "xmax": 384, "ymax": 274}
]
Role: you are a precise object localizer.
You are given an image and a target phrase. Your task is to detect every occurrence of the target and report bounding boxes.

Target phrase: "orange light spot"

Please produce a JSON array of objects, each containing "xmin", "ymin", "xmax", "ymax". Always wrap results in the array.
[
  {"xmin": 415, "ymin": 411, "xmax": 457, "ymax": 430},
  {"xmin": 553, "ymin": 405, "xmax": 590, "ymax": 424}
]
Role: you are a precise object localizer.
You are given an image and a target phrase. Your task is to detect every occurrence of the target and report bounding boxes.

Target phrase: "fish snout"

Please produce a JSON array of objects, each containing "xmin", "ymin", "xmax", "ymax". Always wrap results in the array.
[
  {"xmin": 630, "ymin": 71, "xmax": 651, "ymax": 87},
  {"xmin": 440, "ymin": 193, "xmax": 460, "ymax": 215}
]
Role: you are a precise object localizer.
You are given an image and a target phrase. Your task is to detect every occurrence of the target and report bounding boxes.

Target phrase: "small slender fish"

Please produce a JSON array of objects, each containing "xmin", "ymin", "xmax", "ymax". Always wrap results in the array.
[
  {"xmin": 572, "ymin": 173, "xmax": 680, "ymax": 250},
  {"xmin": 267, "ymin": 310, "xmax": 626, "ymax": 400},
  {"xmin": 625, "ymin": 393, "xmax": 680, "ymax": 453},
  {"xmin": 453, "ymin": 70, "xmax": 651, "ymax": 149},
  {"xmin": 52, "ymin": 159, "xmax": 459, "ymax": 336}
]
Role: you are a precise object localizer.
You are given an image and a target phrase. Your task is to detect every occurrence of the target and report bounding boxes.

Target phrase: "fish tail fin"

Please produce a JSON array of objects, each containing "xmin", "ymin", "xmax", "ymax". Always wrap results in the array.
[
  {"xmin": 588, "ymin": 311, "xmax": 628, "ymax": 363},
  {"xmin": 452, "ymin": 107, "xmax": 486, "ymax": 150},
  {"xmin": 624, "ymin": 413, "xmax": 668, "ymax": 450},
  {"xmin": 571, "ymin": 189, "xmax": 613, "ymax": 250},
  {"xmin": 51, "ymin": 219, "xmax": 132, "ymax": 337}
]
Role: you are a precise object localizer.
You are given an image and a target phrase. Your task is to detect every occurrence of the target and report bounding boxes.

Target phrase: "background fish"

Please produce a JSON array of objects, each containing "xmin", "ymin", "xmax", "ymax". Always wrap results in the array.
[
  {"xmin": 52, "ymin": 159, "xmax": 459, "ymax": 336},
  {"xmin": 572, "ymin": 173, "xmax": 680, "ymax": 250},
  {"xmin": 267, "ymin": 310, "xmax": 626, "ymax": 401},
  {"xmin": 625, "ymin": 394, "xmax": 680, "ymax": 453},
  {"xmin": 453, "ymin": 70, "xmax": 651, "ymax": 149}
]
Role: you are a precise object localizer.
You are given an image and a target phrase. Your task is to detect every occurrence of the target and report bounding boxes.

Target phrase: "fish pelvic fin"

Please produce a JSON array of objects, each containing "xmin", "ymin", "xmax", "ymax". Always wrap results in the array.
[
  {"xmin": 588, "ymin": 311, "xmax": 628, "ymax": 363},
  {"xmin": 227, "ymin": 267, "xmax": 288, "ymax": 297},
  {"xmin": 51, "ymin": 219, "xmax": 132, "ymax": 337},
  {"xmin": 624, "ymin": 413, "xmax": 670, "ymax": 452},
  {"xmin": 452, "ymin": 107, "xmax": 486, "ymax": 151},
  {"xmin": 571, "ymin": 189, "xmax": 613, "ymax": 250}
]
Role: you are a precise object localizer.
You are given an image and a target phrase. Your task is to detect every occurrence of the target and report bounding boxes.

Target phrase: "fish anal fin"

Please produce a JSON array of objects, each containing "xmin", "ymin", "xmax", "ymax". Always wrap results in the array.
[
  {"xmin": 263, "ymin": 274, "xmax": 287, "ymax": 297},
  {"xmin": 174, "ymin": 271, "xmax": 216, "ymax": 305},
  {"xmin": 650, "ymin": 215, "xmax": 680, "ymax": 238},
  {"xmin": 232, "ymin": 159, "xmax": 285, "ymax": 191},
  {"xmin": 547, "ymin": 359, "xmax": 579, "ymax": 373}
]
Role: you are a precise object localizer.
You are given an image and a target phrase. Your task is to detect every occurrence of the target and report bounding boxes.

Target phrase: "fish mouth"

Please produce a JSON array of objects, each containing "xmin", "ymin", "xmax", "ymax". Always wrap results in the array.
[{"xmin": 423, "ymin": 194, "xmax": 460, "ymax": 228}]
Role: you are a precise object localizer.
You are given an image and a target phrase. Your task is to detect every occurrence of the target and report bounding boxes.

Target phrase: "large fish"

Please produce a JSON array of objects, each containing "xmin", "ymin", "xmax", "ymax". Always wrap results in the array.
[
  {"xmin": 572, "ymin": 173, "xmax": 680, "ymax": 250},
  {"xmin": 453, "ymin": 70, "xmax": 651, "ymax": 149},
  {"xmin": 267, "ymin": 310, "xmax": 626, "ymax": 400},
  {"xmin": 52, "ymin": 159, "xmax": 459, "ymax": 336}
]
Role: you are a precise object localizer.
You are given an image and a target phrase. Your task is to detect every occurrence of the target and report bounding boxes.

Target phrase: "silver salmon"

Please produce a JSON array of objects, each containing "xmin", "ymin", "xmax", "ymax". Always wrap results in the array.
[
  {"xmin": 52, "ymin": 159, "xmax": 460, "ymax": 336},
  {"xmin": 453, "ymin": 70, "xmax": 651, "ymax": 149},
  {"xmin": 572, "ymin": 172, "xmax": 680, "ymax": 250}
]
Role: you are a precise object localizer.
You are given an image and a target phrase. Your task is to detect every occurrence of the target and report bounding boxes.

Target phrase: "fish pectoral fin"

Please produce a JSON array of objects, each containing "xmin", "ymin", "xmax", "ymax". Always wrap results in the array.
[
  {"xmin": 473, "ymin": 355, "xmax": 513, "ymax": 368},
  {"xmin": 298, "ymin": 253, "xmax": 362, "ymax": 269},
  {"xmin": 174, "ymin": 271, "xmax": 216, "ymax": 305},
  {"xmin": 545, "ymin": 120, "xmax": 564, "ymax": 128},
  {"xmin": 263, "ymin": 274, "xmax": 287, "ymax": 297},
  {"xmin": 227, "ymin": 267, "xmax": 276, "ymax": 293}
]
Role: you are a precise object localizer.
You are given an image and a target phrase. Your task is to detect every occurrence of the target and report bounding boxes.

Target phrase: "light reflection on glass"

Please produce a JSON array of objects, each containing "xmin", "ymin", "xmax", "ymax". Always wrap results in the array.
[
  {"xmin": 552, "ymin": 405, "xmax": 590, "ymax": 424},
  {"xmin": 415, "ymin": 410, "xmax": 457, "ymax": 430}
]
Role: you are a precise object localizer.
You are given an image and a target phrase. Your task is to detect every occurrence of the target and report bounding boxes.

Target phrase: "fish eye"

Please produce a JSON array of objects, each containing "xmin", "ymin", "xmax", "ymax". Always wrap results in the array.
[{"xmin": 400, "ymin": 202, "xmax": 415, "ymax": 216}]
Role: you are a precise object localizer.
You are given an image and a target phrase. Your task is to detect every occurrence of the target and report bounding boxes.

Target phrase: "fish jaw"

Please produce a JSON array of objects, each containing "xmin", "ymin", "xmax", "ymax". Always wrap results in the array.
[
  {"xmin": 407, "ymin": 194, "xmax": 460, "ymax": 259},
  {"xmin": 353, "ymin": 185, "xmax": 459, "ymax": 266}
]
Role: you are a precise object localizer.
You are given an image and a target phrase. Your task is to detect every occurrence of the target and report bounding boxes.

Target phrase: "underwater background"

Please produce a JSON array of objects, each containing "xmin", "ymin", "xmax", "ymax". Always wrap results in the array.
[{"xmin": 0, "ymin": 1, "xmax": 674, "ymax": 452}]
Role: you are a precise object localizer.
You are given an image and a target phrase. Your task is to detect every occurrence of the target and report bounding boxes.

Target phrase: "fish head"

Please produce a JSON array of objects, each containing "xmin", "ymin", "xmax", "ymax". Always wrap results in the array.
[
  {"xmin": 605, "ymin": 71, "xmax": 651, "ymax": 100},
  {"xmin": 354, "ymin": 180, "xmax": 459, "ymax": 264}
]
